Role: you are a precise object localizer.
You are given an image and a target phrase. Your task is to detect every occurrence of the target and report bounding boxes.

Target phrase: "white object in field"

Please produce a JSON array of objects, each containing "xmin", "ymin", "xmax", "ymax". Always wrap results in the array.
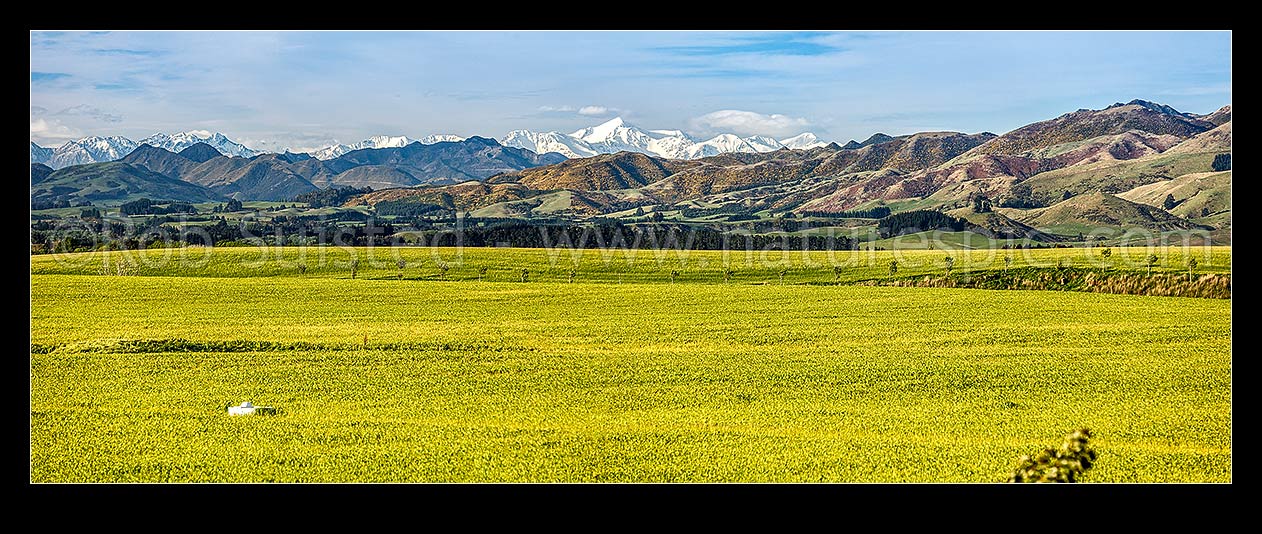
[{"xmin": 227, "ymin": 401, "xmax": 276, "ymax": 416}]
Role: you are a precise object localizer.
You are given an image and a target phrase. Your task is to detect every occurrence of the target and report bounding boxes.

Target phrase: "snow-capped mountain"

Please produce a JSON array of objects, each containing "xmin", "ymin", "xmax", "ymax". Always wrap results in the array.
[
  {"xmin": 501, "ymin": 130, "xmax": 599, "ymax": 158},
  {"xmin": 310, "ymin": 134, "xmax": 467, "ymax": 160},
  {"xmin": 743, "ymin": 135, "xmax": 786, "ymax": 153},
  {"xmin": 312, "ymin": 135, "xmax": 417, "ymax": 160},
  {"xmin": 779, "ymin": 132, "xmax": 826, "ymax": 150},
  {"xmin": 569, "ymin": 117, "xmax": 662, "ymax": 154},
  {"xmin": 31, "ymin": 142, "xmax": 53, "ymax": 165},
  {"xmin": 684, "ymin": 134, "xmax": 761, "ymax": 159},
  {"xmin": 501, "ymin": 116, "xmax": 824, "ymax": 160},
  {"xmin": 46, "ymin": 136, "xmax": 139, "ymax": 169},
  {"xmin": 140, "ymin": 131, "xmax": 258, "ymax": 158},
  {"xmin": 419, "ymin": 134, "xmax": 465, "ymax": 144}
]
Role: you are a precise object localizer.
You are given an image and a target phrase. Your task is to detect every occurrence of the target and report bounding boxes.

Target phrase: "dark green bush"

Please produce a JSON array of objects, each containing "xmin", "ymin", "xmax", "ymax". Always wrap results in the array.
[{"xmin": 1009, "ymin": 429, "xmax": 1097, "ymax": 483}]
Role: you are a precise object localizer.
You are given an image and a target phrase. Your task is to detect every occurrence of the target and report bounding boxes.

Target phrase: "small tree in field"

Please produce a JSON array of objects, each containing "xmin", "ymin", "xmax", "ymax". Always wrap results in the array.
[
  {"xmin": 520, "ymin": 268, "xmax": 529, "ymax": 283},
  {"xmin": 1163, "ymin": 194, "xmax": 1177, "ymax": 210},
  {"xmin": 1003, "ymin": 255, "xmax": 1012, "ymax": 272},
  {"xmin": 778, "ymin": 268, "xmax": 788, "ymax": 284},
  {"xmin": 1100, "ymin": 247, "xmax": 1112, "ymax": 270},
  {"xmin": 833, "ymin": 265, "xmax": 843, "ymax": 284},
  {"xmin": 1187, "ymin": 257, "xmax": 1198, "ymax": 281},
  {"xmin": 1145, "ymin": 254, "xmax": 1159, "ymax": 275},
  {"xmin": 723, "ymin": 267, "xmax": 735, "ymax": 283},
  {"xmin": 397, "ymin": 259, "xmax": 406, "ymax": 280},
  {"xmin": 478, "ymin": 266, "xmax": 488, "ymax": 281},
  {"xmin": 437, "ymin": 261, "xmax": 450, "ymax": 280},
  {"xmin": 297, "ymin": 262, "xmax": 307, "ymax": 276},
  {"xmin": 350, "ymin": 258, "xmax": 359, "ymax": 279},
  {"xmin": 568, "ymin": 268, "xmax": 576, "ymax": 283},
  {"xmin": 889, "ymin": 260, "xmax": 898, "ymax": 276},
  {"xmin": 944, "ymin": 256, "xmax": 954, "ymax": 275},
  {"xmin": 670, "ymin": 269, "xmax": 679, "ymax": 283}
]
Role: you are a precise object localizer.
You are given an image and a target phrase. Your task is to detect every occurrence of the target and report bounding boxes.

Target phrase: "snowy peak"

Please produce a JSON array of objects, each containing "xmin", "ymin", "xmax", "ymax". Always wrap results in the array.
[
  {"xmin": 420, "ymin": 134, "xmax": 466, "ymax": 144},
  {"xmin": 742, "ymin": 135, "xmax": 785, "ymax": 153},
  {"xmin": 47, "ymin": 136, "xmax": 139, "ymax": 169},
  {"xmin": 311, "ymin": 134, "xmax": 467, "ymax": 160},
  {"xmin": 779, "ymin": 132, "xmax": 826, "ymax": 150},
  {"xmin": 140, "ymin": 131, "xmax": 257, "ymax": 158},
  {"xmin": 31, "ymin": 142, "xmax": 53, "ymax": 165},
  {"xmin": 685, "ymin": 134, "xmax": 760, "ymax": 159},
  {"xmin": 512, "ymin": 117, "xmax": 827, "ymax": 160},
  {"xmin": 501, "ymin": 130, "xmax": 599, "ymax": 159},
  {"xmin": 570, "ymin": 116, "xmax": 629, "ymax": 142},
  {"xmin": 312, "ymin": 135, "xmax": 415, "ymax": 160}
]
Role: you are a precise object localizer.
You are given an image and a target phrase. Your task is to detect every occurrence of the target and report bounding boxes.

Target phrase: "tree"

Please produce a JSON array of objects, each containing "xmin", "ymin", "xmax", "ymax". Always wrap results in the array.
[
  {"xmin": 944, "ymin": 256, "xmax": 954, "ymax": 275},
  {"xmin": 1004, "ymin": 255, "xmax": 1012, "ymax": 272},
  {"xmin": 1163, "ymin": 194, "xmax": 1177, "ymax": 210},
  {"xmin": 568, "ymin": 268, "xmax": 576, "ymax": 283},
  {"xmin": 778, "ymin": 268, "xmax": 788, "ymax": 284},
  {"xmin": 833, "ymin": 265, "xmax": 843, "ymax": 284},
  {"xmin": 478, "ymin": 266, "xmax": 488, "ymax": 281},
  {"xmin": 634, "ymin": 207, "xmax": 645, "ymax": 217},
  {"xmin": 437, "ymin": 261, "xmax": 450, "ymax": 280},
  {"xmin": 1201, "ymin": 207, "xmax": 1210, "ymax": 218},
  {"xmin": 397, "ymin": 260, "xmax": 407, "ymax": 280},
  {"xmin": 1187, "ymin": 257, "xmax": 1198, "ymax": 281},
  {"xmin": 1100, "ymin": 247, "xmax": 1111, "ymax": 269},
  {"xmin": 226, "ymin": 198, "xmax": 244, "ymax": 212},
  {"xmin": 723, "ymin": 267, "xmax": 734, "ymax": 283},
  {"xmin": 972, "ymin": 194, "xmax": 992, "ymax": 213},
  {"xmin": 1062, "ymin": 190, "xmax": 1072, "ymax": 201},
  {"xmin": 1145, "ymin": 254, "xmax": 1159, "ymax": 275},
  {"xmin": 670, "ymin": 269, "xmax": 679, "ymax": 283},
  {"xmin": 889, "ymin": 260, "xmax": 898, "ymax": 276},
  {"xmin": 520, "ymin": 268, "xmax": 529, "ymax": 283},
  {"xmin": 349, "ymin": 258, "xmax": 359, "ymax": 279},
  {"xmin": 1211, "ymin": 153, "xmax": 1231, "ymax": 172}
]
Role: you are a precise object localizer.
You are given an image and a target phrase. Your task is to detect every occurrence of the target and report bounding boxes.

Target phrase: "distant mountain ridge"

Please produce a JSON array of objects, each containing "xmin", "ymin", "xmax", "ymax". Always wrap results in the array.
[
  {"xmin": 34, "ymin": 137, "xmax": 569, "ymax": 204},
  {"xmin": 30, "ymin": 98, "xmax": 1230, "ymax": 243},
  {"xmin": 500, "ymin": 116, "xmax": 828, "ymax": 160}
]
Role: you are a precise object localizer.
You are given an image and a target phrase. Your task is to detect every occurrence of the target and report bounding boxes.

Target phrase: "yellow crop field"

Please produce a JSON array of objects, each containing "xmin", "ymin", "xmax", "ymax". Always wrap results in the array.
[{"xmin": 29, "ymin": 247, "xmax": 1231, "ymax": 481}]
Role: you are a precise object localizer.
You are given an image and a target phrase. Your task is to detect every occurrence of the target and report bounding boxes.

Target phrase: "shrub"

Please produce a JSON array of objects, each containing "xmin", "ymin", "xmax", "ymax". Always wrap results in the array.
[{"xmin": 1008, "ymin": 428, "xmax": 1097, "ymax": 483}]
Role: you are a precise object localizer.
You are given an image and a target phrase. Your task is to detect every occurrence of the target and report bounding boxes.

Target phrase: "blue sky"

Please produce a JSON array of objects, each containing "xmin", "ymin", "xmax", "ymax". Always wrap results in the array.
[{"xmin": 30, "ymin": 30, "xmax": 1231, "ymax": 152}]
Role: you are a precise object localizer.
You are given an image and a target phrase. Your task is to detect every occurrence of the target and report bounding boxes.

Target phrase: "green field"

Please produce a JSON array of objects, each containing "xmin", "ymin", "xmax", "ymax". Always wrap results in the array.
[{"xmin": 30, "ymin": 246, "xmax": 1232, "ymax": 482}]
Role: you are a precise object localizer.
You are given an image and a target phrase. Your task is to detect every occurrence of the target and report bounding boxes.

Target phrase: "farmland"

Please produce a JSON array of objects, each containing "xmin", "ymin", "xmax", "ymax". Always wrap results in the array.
[{"xmin": 29, "ymin": 247, "xmax": 1232, "ymax": 482}]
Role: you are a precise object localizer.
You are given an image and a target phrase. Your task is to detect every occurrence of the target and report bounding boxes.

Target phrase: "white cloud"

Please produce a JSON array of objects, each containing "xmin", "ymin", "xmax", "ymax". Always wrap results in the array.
[
  {"xmin": 689, "ymin": 110, "xmax": 811, "ymax": 137},
  {"xmin": 55, "ymin": 104, "xmax": 123, "ymax": 123},
  {"xmin": 578, "ymin": 105, "xmax": 614, "ymax": 116},
  {"xmin": 30, "ymin": 118, "xmax": 83, "ymax": 144},
  {"xmin": 539, "ymin": 105, "xmax": 576, "ymax": 112}
]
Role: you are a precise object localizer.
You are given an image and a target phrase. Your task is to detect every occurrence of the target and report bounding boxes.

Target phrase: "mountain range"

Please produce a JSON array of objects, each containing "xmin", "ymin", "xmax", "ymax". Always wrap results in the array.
[
  {"xmin": 354, "ymin": 100, "xmax": 1232, "ymax": 241},
  {"xmin": 30, "ymin": 118, "xmax": 831, "ymax": 168},
  {"xmin": 32, "ymin": 137, "xmax": 565, "ymax": 204},
  {"xmin": 500, "ymin": 117, "xmax": 828, "ymax": 159},
  {"xmin": 30, "ymin": 99, "xmax": 1231, "ymax": 243},
  {"xmin": 31, "ymin": 131, "xmax": 258, "ymax": 169}
]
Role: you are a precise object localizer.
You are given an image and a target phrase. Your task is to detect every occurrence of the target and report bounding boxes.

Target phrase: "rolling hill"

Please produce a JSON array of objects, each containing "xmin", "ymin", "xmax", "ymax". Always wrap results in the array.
[
  {"xmin": 1012, "ymin": 192, "xmax": 1203, "ymax": 233},
  {"xmin": 32, "ymin": 162, "xmax": 221, "ymax": 205},
  {"xmin": 969, "ymin": 100, "xmax": 1215, "ymax": 156}
]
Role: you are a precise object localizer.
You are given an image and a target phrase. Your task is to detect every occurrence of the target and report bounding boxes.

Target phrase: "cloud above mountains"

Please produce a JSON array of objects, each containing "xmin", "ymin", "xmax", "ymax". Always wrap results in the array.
[
  {"xmin": 30, "ymin": 31, "xmax": 1230, "ymax": 150},
  {"xmin": 689, "ymin": 110, "xmax": 811, "ymax": 138}
]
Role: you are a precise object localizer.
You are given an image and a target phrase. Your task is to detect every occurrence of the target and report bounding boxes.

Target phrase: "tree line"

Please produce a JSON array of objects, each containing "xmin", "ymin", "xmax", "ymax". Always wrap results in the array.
[{"xmin": 876, "ymin": 210, "xmax": 968, "ymax": 238}]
